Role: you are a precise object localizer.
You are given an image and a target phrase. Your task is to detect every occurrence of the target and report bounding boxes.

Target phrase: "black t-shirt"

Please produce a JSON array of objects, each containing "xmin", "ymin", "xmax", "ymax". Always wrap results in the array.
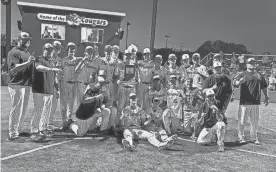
[
  {"xmin": 32, "ymin": 56, "xmax": 55, "ymax": 94},
  {"xmin": 239, "ymin": 71, "xmax": 268, "ymax": 105},
  {"xmin": 203, "ymin": 74, "xmax": 233, "ymax": 110},
  {"xmin": 201, "ymin": 102, "xmax": 217, "ymax": 128},
  {"xmin": 7, "ymin": 46, "xmax": 33, "ymax": 86}
]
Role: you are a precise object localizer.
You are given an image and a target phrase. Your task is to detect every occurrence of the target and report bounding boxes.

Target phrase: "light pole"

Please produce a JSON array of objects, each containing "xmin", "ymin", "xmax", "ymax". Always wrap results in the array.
[
  {"xmin": 165, "ymin": 35, "xmax": 170, "ymax": 48},
  {"xmin": 126, "ymin": 22, "xmax": 131, "ymax": 49},
  {"xmin": 150, "ymin": 0, "xmax": 158, "ymax": 53}
]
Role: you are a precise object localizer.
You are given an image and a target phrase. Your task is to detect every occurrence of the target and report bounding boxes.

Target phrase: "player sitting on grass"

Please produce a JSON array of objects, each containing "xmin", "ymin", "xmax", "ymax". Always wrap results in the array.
[
  {"xmin": 143, "ymin": 97, "xmax": 178, "ymax": 142},
  {"xmin": 121, "ymin": 93, "xmax": 174, "ymax": 151},
  {"xmin": 182, "ymin": 78, "xmax": 204, "ymax": 140},
  {"xmin": 63, "ymin": 76, "xmax": 111, "ymax": 136},
  {"xmin": 196, "ymin": 89, "xmax": 226, "ymax": 152}
]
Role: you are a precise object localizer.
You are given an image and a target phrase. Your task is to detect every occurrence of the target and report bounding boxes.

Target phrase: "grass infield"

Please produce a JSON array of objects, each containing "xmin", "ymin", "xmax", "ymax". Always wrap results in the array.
[{"xmin": 1, "ymin": 86, "xmax": 276, "ymax": 172}]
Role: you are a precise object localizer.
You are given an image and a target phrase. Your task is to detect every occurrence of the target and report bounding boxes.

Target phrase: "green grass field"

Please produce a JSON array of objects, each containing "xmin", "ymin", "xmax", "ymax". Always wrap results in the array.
[{"xmin": 1, "ymin": 86, "xmax": 276, "ymax": 172}]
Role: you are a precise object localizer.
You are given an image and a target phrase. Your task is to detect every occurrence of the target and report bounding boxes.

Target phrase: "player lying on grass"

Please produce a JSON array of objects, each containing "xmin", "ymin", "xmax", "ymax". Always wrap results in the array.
[
  {"xmin": 121, "ymin": 93, "xmax": 174, "ymax": 151},
  {"xmin": 62, "ymin": 76, "xmax": 111, "ymax": 136},
  {"xmin": 143, "ymin": 97, "xmax": 178, "ymax": 142},
  {"xmin": 196, "ymin": 89, "xmax": 226, "ymax": 152}
]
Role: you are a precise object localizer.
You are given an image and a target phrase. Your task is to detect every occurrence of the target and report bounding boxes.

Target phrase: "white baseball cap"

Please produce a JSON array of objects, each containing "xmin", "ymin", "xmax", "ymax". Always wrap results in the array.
[
  {"xmin": 97, "ymin": 76, "xmax": 105, "ymax": 83},
  {"xmin": 85, "ymin": 46, "xmax": 93, "ymax": 51},
  {"xmin": 169, "ymin": 75, "xmax": 177, "ymax": 80},
  {"xmin": 169, "ymin": 54, "xmax": 176, "ymax": 59},
  {"xmin": 204, "ymin": 89, "xmax": 215, "ymax": 96},
  {"xmin": 192, "ymin": 53, "xmax": 200, "ymax": 59},
  {"xmin": 182, "ymin": 54, "xmax": 189, "ymax": 60},
  {"xmin": 213, "ymin": 54, "xmax": 222, "ymax": 59},
  {"xmin": 247, "ymin": 58, "xmax": 256, "ymax": 63},
  {"xmin": 213, "ymin": 61, "xmax": 222, "ymax": 68},
  {"xmin": 143, "ymin": 48, "xmax": 151, "ymax": 54},
  {"xmin": 19, "ymin": 32, "xmax": 31, "ymax": 40},
  {"xmin": 155, "ymin": 54, "xmax": 162, "ymax": 60},
  {"xmin": 153, "ymin": 75, "xmax": 161, "ymax": 80},
  {"xmin": 125, "ymin": 49, "xmax": 131, "ymax": 54},
  {"xmin": 129, "ymin": 93, "xmax": 137, "ymax": 99}
]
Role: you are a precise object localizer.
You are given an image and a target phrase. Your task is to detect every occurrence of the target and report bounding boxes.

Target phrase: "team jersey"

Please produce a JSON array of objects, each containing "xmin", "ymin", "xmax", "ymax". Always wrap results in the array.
[
  {"xmin": 183, "ymin": 87, "xmax": 203, "ymax": 112},
  {"xmin": 75, "ymin": 56, "xmax": 99, "ymax": 83},
  {"xmin": 137, "ymin": 60, "xmax": 154, "ymax": 83},
  {"xmin": 62, "ymin": 57, "xmax": 81, "ymax": 82},
  {"xmin": 144, "ymin": 107, "xmax": 164, "ymax": 131},
  {"xmin": 187, "ymin": 65, "xmax": 208, "ymax": 87},
  {"xmin": 164, "ymin": 66, "xmax": 182, "ymax": 88},
  {"xmin": 166, "ymin": 88, "xmax": 184, "ymax": 119},
  {"xmin": 152, "ymin": 65, "xmax": 166, "ymax": 84},
  {"xmin": 180, "ymin": 65, "xmax": 190, "ymax": 80},
  {"xmin": 148, "ymin": 86, "xmax": 167, "ymax": 107},
  {"xmin": 121, "ymin": 105, "xmax": 146, "ymax": 128}
]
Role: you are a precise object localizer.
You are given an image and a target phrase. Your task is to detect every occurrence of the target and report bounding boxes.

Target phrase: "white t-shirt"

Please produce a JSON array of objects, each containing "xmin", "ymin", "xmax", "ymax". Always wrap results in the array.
[{"xmin": 238, "ymin": 56, "xmax": 245, "ymax": 63}]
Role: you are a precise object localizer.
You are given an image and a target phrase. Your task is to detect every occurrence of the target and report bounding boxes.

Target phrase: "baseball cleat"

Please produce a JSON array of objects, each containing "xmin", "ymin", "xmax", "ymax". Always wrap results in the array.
[
  {"xmin": 218, "ymin": 146, "xmax": 225, "ymax": 152},
  {"xmin": 122, "ymin": 139, "xmax": 131, "ymax": 149},
  {"xmin": 239, "ymin": 138, "xmax": 246, "ymax": 144},
  {"xmin": 252, "ymin": 139, "xmax": 260, "ymax": 145}
]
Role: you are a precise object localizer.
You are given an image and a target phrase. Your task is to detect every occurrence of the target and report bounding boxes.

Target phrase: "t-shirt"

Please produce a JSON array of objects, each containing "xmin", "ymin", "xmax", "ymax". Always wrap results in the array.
[
  {"xmin": 203, "ymin": 74, "xmax": 233, "ymax": 110},
  {"xmin": 32, "ymin": 56, "xmax": 56, "ymax": 94},
  {"xmin": 201, "ymin": 102, "xmax": 217, "ymax": 128},
  {"xmin": 238, "ymin": 56, "xmax": 245, "ymax": 63},
  {"xmin": 239, "ymin": 71, "xmax": 268, "ymax": 105},
  {"xmin": 7, "ymin": 46, "xmax": 33, "ymax": 86}
]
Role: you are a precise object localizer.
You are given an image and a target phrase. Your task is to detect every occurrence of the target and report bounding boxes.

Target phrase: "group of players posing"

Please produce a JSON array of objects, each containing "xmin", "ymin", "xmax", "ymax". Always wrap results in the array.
[{"xmin": 44, "ymin": 42, "xmax": 230, "ymax": 152}]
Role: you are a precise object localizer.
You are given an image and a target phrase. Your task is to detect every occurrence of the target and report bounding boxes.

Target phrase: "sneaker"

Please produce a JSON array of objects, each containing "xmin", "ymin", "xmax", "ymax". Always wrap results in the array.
[
  {"xmin": 30, "ymin": 133, "xmax": 46, "ymax": 141},
  {"xmin": 19, "ymin": 132, "xmax": 30, "ymax": 137},
  {"xmin": 42, "ymin": 130, "xmax": 54, "ymax": 138},
  {"xmin": 218, "ymin": 146, "xmax": 225, "ymax": 152},
  {"xmin": 122, "ymin": 139, "xmax": 131, "ymax": 149},
  {"xmin": 57, "ymin": 119, "xmax": 74, "ymax": 131},
  {"xmin": 252, "ymin": 139, "xmax": 260, "ymax": 145},
  {"xmin": 158, "ymin": 140, "xmax": 174, "ymax": 150},
  {"xmin": 239, "ymin": 138, "xmax": 246, "ymax": 144},
  {"xmin": 7, "ymin": 136, "xmax": 25, "ymax": 142}
]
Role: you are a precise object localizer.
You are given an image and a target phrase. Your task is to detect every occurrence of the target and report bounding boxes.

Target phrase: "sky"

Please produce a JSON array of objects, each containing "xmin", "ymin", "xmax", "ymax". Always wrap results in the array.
[{"xmin": 1, "ymin": 0, "xmax": 276, "ymax": 54}]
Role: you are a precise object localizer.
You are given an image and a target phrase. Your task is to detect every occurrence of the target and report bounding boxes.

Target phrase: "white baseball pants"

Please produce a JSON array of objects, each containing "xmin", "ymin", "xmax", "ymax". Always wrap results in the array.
[
  {"xmin": 47, "ymin": 90, "xmax": 58, "ymax": 130},
  {"xmin": 137, "ymin": 83, "xmax": 150, "ymax": 110},
  {"xmin": 162, "ymin": 109, "xmax": 182, "ymax": 135},
  {"xmin": 123, "ymin": 128, "xmax": 165, "ymax": 147},
  {"xmin": 8, "ymin": 85, "xmax": 30, "ymax": 138},
  {"xmin": 64, "ymin": 82, "xmax": 77, "ymax": 121},
  {"xmin": 238, "ymin": 105, "xmax": 260, "ymax": 141},
  {"xmin": 31, "ymin": 93, "xmax": 53, "ymax": 133},
  {"xmin": 197, "ymin": 121, "xmax": 226, "ymax": 147}
]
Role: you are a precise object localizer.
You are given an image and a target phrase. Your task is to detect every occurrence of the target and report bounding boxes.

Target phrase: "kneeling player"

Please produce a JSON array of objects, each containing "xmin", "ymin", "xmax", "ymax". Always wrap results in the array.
[
  {"xmin": 144, "ymin": 97, "xmax": 177, "ymax": 142},
  {"xmin": 121, "ymin": 93, "xmax": 174, "ymax": 151},
  {"xmin": 197, "ymin": 89, "xmax": 226, "ymax": 152},
  {"xmin": 65, "ymin": 77, "xmax": 110, "ymax": 136},
  {"xmin": 182, "ymin": 78, "xmax": 204, "ymax": 139}
]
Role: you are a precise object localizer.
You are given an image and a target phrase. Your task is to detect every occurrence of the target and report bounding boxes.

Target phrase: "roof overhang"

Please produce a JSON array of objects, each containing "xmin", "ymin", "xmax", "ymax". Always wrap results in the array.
[{"xmin": 17, "ymin": 1, "xmax": 126, "ymax": 17}]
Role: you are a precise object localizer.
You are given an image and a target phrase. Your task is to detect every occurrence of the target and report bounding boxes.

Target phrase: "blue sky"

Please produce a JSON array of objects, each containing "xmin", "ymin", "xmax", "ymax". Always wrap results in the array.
[{"xmin": 1, "ymin": 0, "xmax": 276, "ymax": 53}]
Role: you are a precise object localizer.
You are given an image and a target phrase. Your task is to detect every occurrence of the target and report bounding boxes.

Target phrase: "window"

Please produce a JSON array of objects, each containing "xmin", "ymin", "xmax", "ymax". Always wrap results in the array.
[
  {"xmin": 81, "ymin": 27, "xmax": 104, "ymax": 44},
  {"xmin": 41, "ymin": 23, "xmax": 65, "ymax": 40}
]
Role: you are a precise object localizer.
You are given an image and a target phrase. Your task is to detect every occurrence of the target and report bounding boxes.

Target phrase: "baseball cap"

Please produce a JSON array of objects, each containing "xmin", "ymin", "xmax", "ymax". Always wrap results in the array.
[
  {"xmin": 143, "ymin": 48, "xmax": 151, "ymax": 54},
  {"xmin": 204, "ymin": 89, "xmax": 215, "ymax": 96},
  {"xmin": 129, "ymin": 93, "xmax": 137, "ymax": 99},
  {"xmin": 97, "ymin": 76, "xmax": 105, "ymax": 83},
  {"xmin": 112, "ymin": 45, "xmax": 119, "ymax": 50},
  {"xmin": 85, "ymin": 46, "xmax": 93, "ymax": 51},
  {"xmin": 213, "ymin": 61, "xmax": 222, "ymax": 68},
  {"xmin": 213, "ymin": 54, "xmax": 222, "ymax": 59},
  {"xmin": 52, "ymin": 41, "xmax": 62, "ymax": 48},
  {"xmin": 169, "ymin": 54, "xmax": 176, "ymax": 59},
  {"xmin": 67, "ymin": 42, "xmax": 76, "ymax": 48},
  {"xmin": 182, "ymin": 54, "xmax": 189, "ymax": 60},
  {"xmin": 125, "ymin": 49, "xmax": 131, "ymax": 54},
  {"xmin": 170, "ymin": 75, "xmax": 177, "ymax": 80},
  {"xmin": 153, "ymin": 75, "xmax": 161, "ymax": 80},
  {"xmin": 105, "ymin": 45, "xmax": 112, "ymax": 51},
  {"xmin": 43, "ymin": 43, "xmax": 54, "ymax": 50},
  {"xmin": 247, "ymin": 58, "xmax": 256, "ymax": 63},
  {"xmin": 192, "ymin": 53, "xmax": 200, "ymax": 59},
  {"xmin": 153, "ymin": 97, "xmax": 160, "ymax": 102},
  {"xmin": 155, "ymin": 55, "xmax": 162, "ymax": 60},
  {"xmin": 19, "ymin": 32, "xmax": 31, "ymax": 40}
]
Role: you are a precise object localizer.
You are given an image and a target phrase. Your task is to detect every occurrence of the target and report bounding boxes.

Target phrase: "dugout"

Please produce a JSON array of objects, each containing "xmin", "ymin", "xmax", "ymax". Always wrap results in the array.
[{"xmin": 17, "ymin": 1, "xmax": 125, "ymax": 56}]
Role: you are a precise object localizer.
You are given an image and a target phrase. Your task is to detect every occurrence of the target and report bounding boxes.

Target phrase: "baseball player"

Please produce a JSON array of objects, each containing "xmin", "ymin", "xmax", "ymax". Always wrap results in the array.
[
  {"xmin": 59, "ymin": 42, "xmax": 82, "ymax": 130},
  {"xmin": 162, "ymin": 75, "xmax": 184, "ymax": 135},
  {"xmin": 7, "ymin": 32, "xmax": 34, "ymax": 140},
  {"xmin": 197, "ymin": 89, "xmax": 226, "ymax": 152},
  {"xmin": 47, "ymin": 40, "xmax": 62, "ymax": 131},
  {"xmin": 30, "ymin": 43, "xmax": 62, "ymax": 140},
  {"xmin": 121, "ymin": 93, "xmax": 174, "ymax": 151},
  {"xmin": 64, "ymin": 76, "xmax": 111, "ymax": 136},
  {"xmin": 144, "ymin": 97, "xmax": 177, "ymax": 142},
  {"xmin": 151, "ymin": 55, "xmax": 166, "ymax": 85},
  {"xmin": 111, "ymin": 45, "xmax": 122, "ymax": 105},
  {"xmin": 146, "ymin": 75, "xmax": 167, "ymax": 111},
  {"xmin": 187, "ymin": 53, "xmax": 208, "ymax": 87},
  {"xmin": 136, "ymin": 48, "xmax": 154, "ymax": 110},
  {"xmin": 117, "ymin": 49, "xmax": 139, "ymax": 118},
  {"xmin": 180, "ymin": 54, "xmax": 191, "ymax": 86},
  {"xmin": 98, "ymin": 45, "xmax": 118, "ymax": 131},
  {"xmin": 164, "ymin": 54, "xmax": 183, "ymax": 89},
  {"xmin": 75, "ymin": 46, "xmax": 101, "ymax": 108},
  {"xmin": 182, "ymin": 78, "xmax": 204, "ymax": 140}
]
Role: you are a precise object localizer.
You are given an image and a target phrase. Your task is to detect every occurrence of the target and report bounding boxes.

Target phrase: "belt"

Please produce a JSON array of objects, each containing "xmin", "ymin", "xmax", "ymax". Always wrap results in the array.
[
  {"xmin": 184, "ymin": 110, "xmax": 192, "ymax": 112},
  {"xmin": 122, "ymin": 85, "xmax": 133, "ymax": 88},
  {"xmin": 78, "ymin": 81, "xmax": 90, "ymax": 85},
  {"xmin": 67, "ymin": 81, "xmax": 77, "ymax": 84},
  {"xmin": 141, "ymin": 82, "xmax": 150, "ymax": 84}
]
